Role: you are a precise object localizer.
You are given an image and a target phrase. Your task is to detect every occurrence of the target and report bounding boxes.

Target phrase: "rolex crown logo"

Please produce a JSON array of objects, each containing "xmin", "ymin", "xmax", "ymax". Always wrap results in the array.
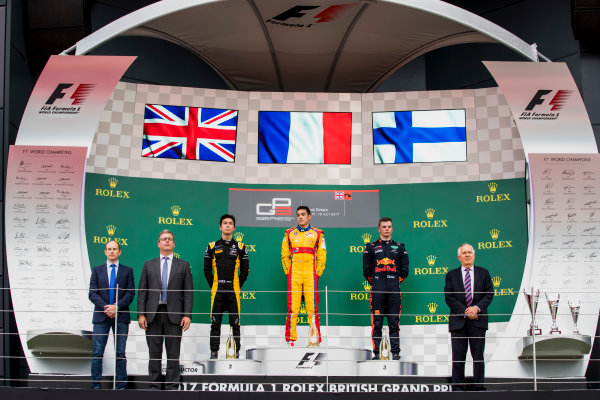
[
  {"xmin": 426, "ymin": 255, "xmax": 436, "ymax": 266},
  {"xmin": 361, "ymin": 233, "xmax": 372, "ymax": 244},
  {"xmin": 362, "ymin": 280, "xmax": 372, "ymax": 291},
  {"xmin": 234, "ymin": 232, "xmax": 244, "ymax": 242},
  {"xmin": 299, "ymin": 303, "xmax": 307, "ymax": 314},
  {"xmin": 488, "ymin": 182, "xmax": 498, "ymax": 193},
  {"xmin": 492, "ymin": 275, "xmax": 501, "ymax": 287},
  {"xmin": 490, "ymin": 228, "xmax": 500, "ymax": 240},
  {"xmin": 174, "ymin": 252, "xmax": 180, "ymax": 259},
  {"xmin": 425, "ymin": 208, "xmax": 435, "ymax": 219},
  {"xmin": 171, "ymin": 205, "xmax": 181, "ymax": 216},
  {"xmin": 106, "ymin": 225, "xmax": 116, "ymax": 236},
  {"xmin": 427, "ymin": 302, "xmax": 438, "ymax": 313},
  {"xmin": 108, "ymin": 177, "xmax": 118, "ymax": 189}
]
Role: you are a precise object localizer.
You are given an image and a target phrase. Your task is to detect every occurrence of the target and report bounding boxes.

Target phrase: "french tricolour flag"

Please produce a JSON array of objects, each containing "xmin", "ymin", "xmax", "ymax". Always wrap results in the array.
[
  {"xmin": 258, "ymin": 111, "xmax": 351, "ymax": 164},
  {"xmin": 372, "ymin": 110, "xmax": 466, "ymax": 164}
]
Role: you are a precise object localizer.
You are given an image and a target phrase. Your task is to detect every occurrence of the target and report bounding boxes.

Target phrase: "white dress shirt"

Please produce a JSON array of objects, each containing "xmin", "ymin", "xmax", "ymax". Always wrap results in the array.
[{"xmin": 106, "ymin": 261, "xmax": 120, "ymax": 283}]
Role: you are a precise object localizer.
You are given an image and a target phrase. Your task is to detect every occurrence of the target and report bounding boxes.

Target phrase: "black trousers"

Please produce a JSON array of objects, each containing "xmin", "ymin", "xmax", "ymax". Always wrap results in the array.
[
  {"xmin": 450, "ymin": 319, "xmax": 486, "ymax": 390},
  {"xmin": 370, "ymin": 289, "xmax": 401, "ymax": 355},
  {"xmin": 146, "ymin": 304, "xmax": 182, "ymax": 390},
  {"xmin": 210, "ymin": 289, "xmax": 240, "ymax": 352}
]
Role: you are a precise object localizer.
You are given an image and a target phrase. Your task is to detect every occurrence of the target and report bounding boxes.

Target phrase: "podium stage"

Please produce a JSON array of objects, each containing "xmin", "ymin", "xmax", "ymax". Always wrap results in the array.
[{"xmin": 193, "ymin": 346, "xmax": 418, "ymax": 376}]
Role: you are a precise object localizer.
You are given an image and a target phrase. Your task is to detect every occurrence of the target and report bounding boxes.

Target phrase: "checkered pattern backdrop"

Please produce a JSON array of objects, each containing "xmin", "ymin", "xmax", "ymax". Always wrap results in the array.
[
  {"xmin": 86, "ymin": 82, "xmax": 524, "ymax": 377},
  {"xmin": 86, "ymin": 83, "xmax": 525, "ymax": 184}
]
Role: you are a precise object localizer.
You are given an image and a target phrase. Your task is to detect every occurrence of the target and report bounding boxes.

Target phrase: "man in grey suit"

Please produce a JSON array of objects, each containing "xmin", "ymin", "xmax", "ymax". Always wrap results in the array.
[{"xmin": 138, "ymin": 229, "xmax": 193, "ymax": 390}]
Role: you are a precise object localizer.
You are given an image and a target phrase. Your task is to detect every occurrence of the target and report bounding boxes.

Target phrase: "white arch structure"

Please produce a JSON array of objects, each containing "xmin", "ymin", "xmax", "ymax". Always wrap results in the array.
[{"xmin": 63, "ymin": 0, "xmax": 547, "ymax": 92}]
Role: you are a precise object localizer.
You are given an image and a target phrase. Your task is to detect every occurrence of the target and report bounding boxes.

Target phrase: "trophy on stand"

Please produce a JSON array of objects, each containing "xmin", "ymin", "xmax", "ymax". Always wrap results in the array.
[
  {"xmin": 225, "ymin": 326, "xmax": 237, "ymax": 359},
  {"xmin": 379, "ymin": 326, "xmax": 391, "ymax": 361},
  {"xmin": 568, "ymin": 300, "xmax": 581, "ymax": 335},
  {"xmin": 308, "ymin": 315, "xmax": 319, "ymax": 347},
  {"xmin": 545, "ymin": 293, "xmax": 561, "ymax": 334},
  {"xmin": 523, "ymin": 288, "xmax": 542, "ymax": 336}
]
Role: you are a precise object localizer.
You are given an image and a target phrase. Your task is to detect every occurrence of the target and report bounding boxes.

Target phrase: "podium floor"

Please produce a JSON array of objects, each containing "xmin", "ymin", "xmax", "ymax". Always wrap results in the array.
[{"xmin": 194, "ymin": 346, "xmax": 418, "ymax": 376}]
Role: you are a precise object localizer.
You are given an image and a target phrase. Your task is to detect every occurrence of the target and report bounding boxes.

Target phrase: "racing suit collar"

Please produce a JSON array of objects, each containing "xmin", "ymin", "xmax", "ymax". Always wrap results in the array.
[{"xmin": 296, "ymin": 224, "xmax": 312, "ymax": 232}]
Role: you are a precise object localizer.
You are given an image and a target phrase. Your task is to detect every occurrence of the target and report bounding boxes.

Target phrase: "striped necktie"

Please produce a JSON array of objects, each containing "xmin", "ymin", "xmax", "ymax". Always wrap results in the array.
[
  {"xmin": 161, "ymin": 257, "xmax": 169, "ymax": 302},
  {"xmin": 464, "ymin": 268, "xmax": 472, "ymax": 306}
]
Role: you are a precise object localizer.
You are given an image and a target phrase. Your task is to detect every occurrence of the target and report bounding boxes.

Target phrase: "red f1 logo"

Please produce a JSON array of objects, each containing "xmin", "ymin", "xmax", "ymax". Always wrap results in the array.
[
  {"xmin": 45, "ymin": 83, "xmax": 95, "ymax": 105},
  {"xmin": 525, "ymin": 89, "xmax": 572, "ymax": 111},
  {"xmin": 272, "ymin": 4, "xmax": 353, "ymax": 23}
]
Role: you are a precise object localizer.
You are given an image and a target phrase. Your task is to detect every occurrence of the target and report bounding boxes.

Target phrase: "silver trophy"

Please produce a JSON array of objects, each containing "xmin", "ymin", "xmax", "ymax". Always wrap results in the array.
[
  {"xmin": 545, "ymin": 293, "xmax": 561, "ymax": 334},
  {"xmin": 523, "ymin": 288, "xmax": 542, "ymax": 335},
  {"xmin": 568, "ymin": 300, "xmax": 581, "ymax": 335}
]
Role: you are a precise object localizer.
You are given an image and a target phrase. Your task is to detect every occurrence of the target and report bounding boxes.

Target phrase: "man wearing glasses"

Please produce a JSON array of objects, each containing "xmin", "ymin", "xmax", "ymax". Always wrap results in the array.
[{"xmin": 138, "ymin": 230, "xmax": 193, "ymax": 390}]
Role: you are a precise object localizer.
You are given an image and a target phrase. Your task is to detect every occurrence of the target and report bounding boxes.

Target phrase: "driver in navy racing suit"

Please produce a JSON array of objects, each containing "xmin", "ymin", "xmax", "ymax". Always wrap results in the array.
[{"xmin": 363, "ymin": 216, "xmax": 409, "ymax": 360}]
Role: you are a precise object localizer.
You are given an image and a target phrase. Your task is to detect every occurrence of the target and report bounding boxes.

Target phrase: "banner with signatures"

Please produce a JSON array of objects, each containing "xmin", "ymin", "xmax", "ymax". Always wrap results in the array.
[
  {"xmin": 527, "ymin": 154, "xmax": 600, "ymax": 336},
  {"xmin": 5, "ymin": 145, "xmax": 89, "ymax": 373}
]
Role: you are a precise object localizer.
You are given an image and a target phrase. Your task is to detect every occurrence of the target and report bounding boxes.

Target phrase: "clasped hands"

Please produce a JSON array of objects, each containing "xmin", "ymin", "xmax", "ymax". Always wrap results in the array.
[
  {"xmin": 464, "ymin": 306, "xmax": 479, "ymax": 320},
  {"xmin": 104, "ymin": 304, "xmax": 116, "ymax": 318}
]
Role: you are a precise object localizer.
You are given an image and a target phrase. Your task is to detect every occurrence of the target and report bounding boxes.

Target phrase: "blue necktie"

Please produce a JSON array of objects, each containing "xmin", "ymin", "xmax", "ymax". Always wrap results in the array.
[
  {"xmin": 109, "ymin": 264, "xmax": 116, "ymax": 304},
  {"xmin": 161, "ymin": 257, "xmax": 169, "ymax": 302}
]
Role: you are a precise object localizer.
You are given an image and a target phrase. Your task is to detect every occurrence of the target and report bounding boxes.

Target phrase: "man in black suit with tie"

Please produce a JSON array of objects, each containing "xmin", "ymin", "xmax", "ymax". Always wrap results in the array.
[
  {"xmin": 138, "ymin": 229, "xmax": 193, "ymax": 390},
  {"xmin": 89, "ymin": 240, "xmax": 135, "ymax": 390},
  {"xmin": 444, "ymin": 243, "xmax": 494, "ymax": 391}
]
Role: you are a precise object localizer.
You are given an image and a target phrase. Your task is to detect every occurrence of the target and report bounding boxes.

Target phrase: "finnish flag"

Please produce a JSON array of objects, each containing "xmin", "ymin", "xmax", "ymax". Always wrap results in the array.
[{"xmin": 372, "ymin": 110, "xmax": 467, "ymax": 164}]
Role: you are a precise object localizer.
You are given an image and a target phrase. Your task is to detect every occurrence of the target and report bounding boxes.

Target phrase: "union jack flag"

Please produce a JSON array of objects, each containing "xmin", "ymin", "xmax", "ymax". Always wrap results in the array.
[
  {"xmin": 334, "ymin": 191, "xmax": 345, "ymax": 200},
  {"xmin": 142, "ymin": 104, "xmax": 238, "ymax": 162}
]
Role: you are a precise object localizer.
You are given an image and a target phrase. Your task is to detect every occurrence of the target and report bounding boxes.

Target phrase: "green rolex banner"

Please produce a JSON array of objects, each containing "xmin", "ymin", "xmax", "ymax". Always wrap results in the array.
[{"xmin": 85, "ymin": 173, "xmax": 526, "ymax": 326}]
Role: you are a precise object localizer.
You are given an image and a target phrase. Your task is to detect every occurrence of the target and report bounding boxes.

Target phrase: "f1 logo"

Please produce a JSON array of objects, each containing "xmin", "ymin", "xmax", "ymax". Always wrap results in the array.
[
  {"xmin": 256, "ymin": 198, "xmax": 292, "ymax": 216},
  {"xmin": 45, "ymin": 83, "xmax": 95, "ymax": 105},
  {"xmin": 273, "ymin": 5, "xmax": 318, "ymax": 21},
  {"xmin": 525, "ymin": 89, "xmax": 572, "ymax": 111},
  {"xmin": 296, "ymin": 352, "xmax": 324, "ymax": 368},
  {"xmin": 272, "ymin": 4, "xmax": 353, "ymax": 23}
]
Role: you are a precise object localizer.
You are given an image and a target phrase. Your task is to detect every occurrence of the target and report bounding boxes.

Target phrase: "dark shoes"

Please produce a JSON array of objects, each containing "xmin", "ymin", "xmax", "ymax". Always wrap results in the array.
[
  {"xmin": 372, "ymin": 353, "xmax": 400, "ymax": 360},
  {"xmin": 210, "ymin": 351, "xmax": 241, "ymax": 359}
]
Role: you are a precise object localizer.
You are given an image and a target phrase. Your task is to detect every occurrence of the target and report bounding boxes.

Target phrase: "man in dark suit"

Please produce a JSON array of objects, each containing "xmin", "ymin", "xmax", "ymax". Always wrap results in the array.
[
  {"xmin": 88, "ymin": 240, "xmax": 135, "ymax": 390},
  {"xmin": 138, "ymin": 229, "xmax": 193, "ymax": 390},
  {"xmin": 444, "ymin": 243, "xmax": 494, "ymax": 391}
]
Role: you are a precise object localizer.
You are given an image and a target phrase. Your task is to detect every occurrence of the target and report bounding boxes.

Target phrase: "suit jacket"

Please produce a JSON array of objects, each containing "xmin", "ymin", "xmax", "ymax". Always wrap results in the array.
[
  {"xmin": 137, "ymin": 256, "xmax": 193, "ymax": 325},
  {"xmin": 88, "ymin": 263, "xmax": 135, "ymax": 324},
  {"xmin": 444, "ymin": 265, "xmax": 494, "ymax": 331}
]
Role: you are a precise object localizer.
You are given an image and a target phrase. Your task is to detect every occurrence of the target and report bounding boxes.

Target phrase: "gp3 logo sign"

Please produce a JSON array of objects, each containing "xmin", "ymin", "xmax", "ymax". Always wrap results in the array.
[{"xmin": 256, "ymin": 198, "xmax": 292, "ymax": 216}]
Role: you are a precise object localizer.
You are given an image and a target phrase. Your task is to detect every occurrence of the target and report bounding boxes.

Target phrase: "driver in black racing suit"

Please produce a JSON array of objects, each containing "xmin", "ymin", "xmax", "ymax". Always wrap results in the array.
[
  {"xmin": 204, "ymin": 214, "xmax": 249, "ymax": 359},
  {"xmin": 363, "ymin": 216, "xmax": 409, "ymax": 360}
]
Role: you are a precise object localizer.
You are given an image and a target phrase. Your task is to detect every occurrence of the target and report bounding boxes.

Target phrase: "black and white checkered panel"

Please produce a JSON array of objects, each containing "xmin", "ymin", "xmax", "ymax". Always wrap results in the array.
[
  {"xmin": 474, "ymin": 87, "xmax": 526, "ymax": 180},
  {"xmin": 86, "ymin": 84, "xmax": 525, "ymax": 183}
]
